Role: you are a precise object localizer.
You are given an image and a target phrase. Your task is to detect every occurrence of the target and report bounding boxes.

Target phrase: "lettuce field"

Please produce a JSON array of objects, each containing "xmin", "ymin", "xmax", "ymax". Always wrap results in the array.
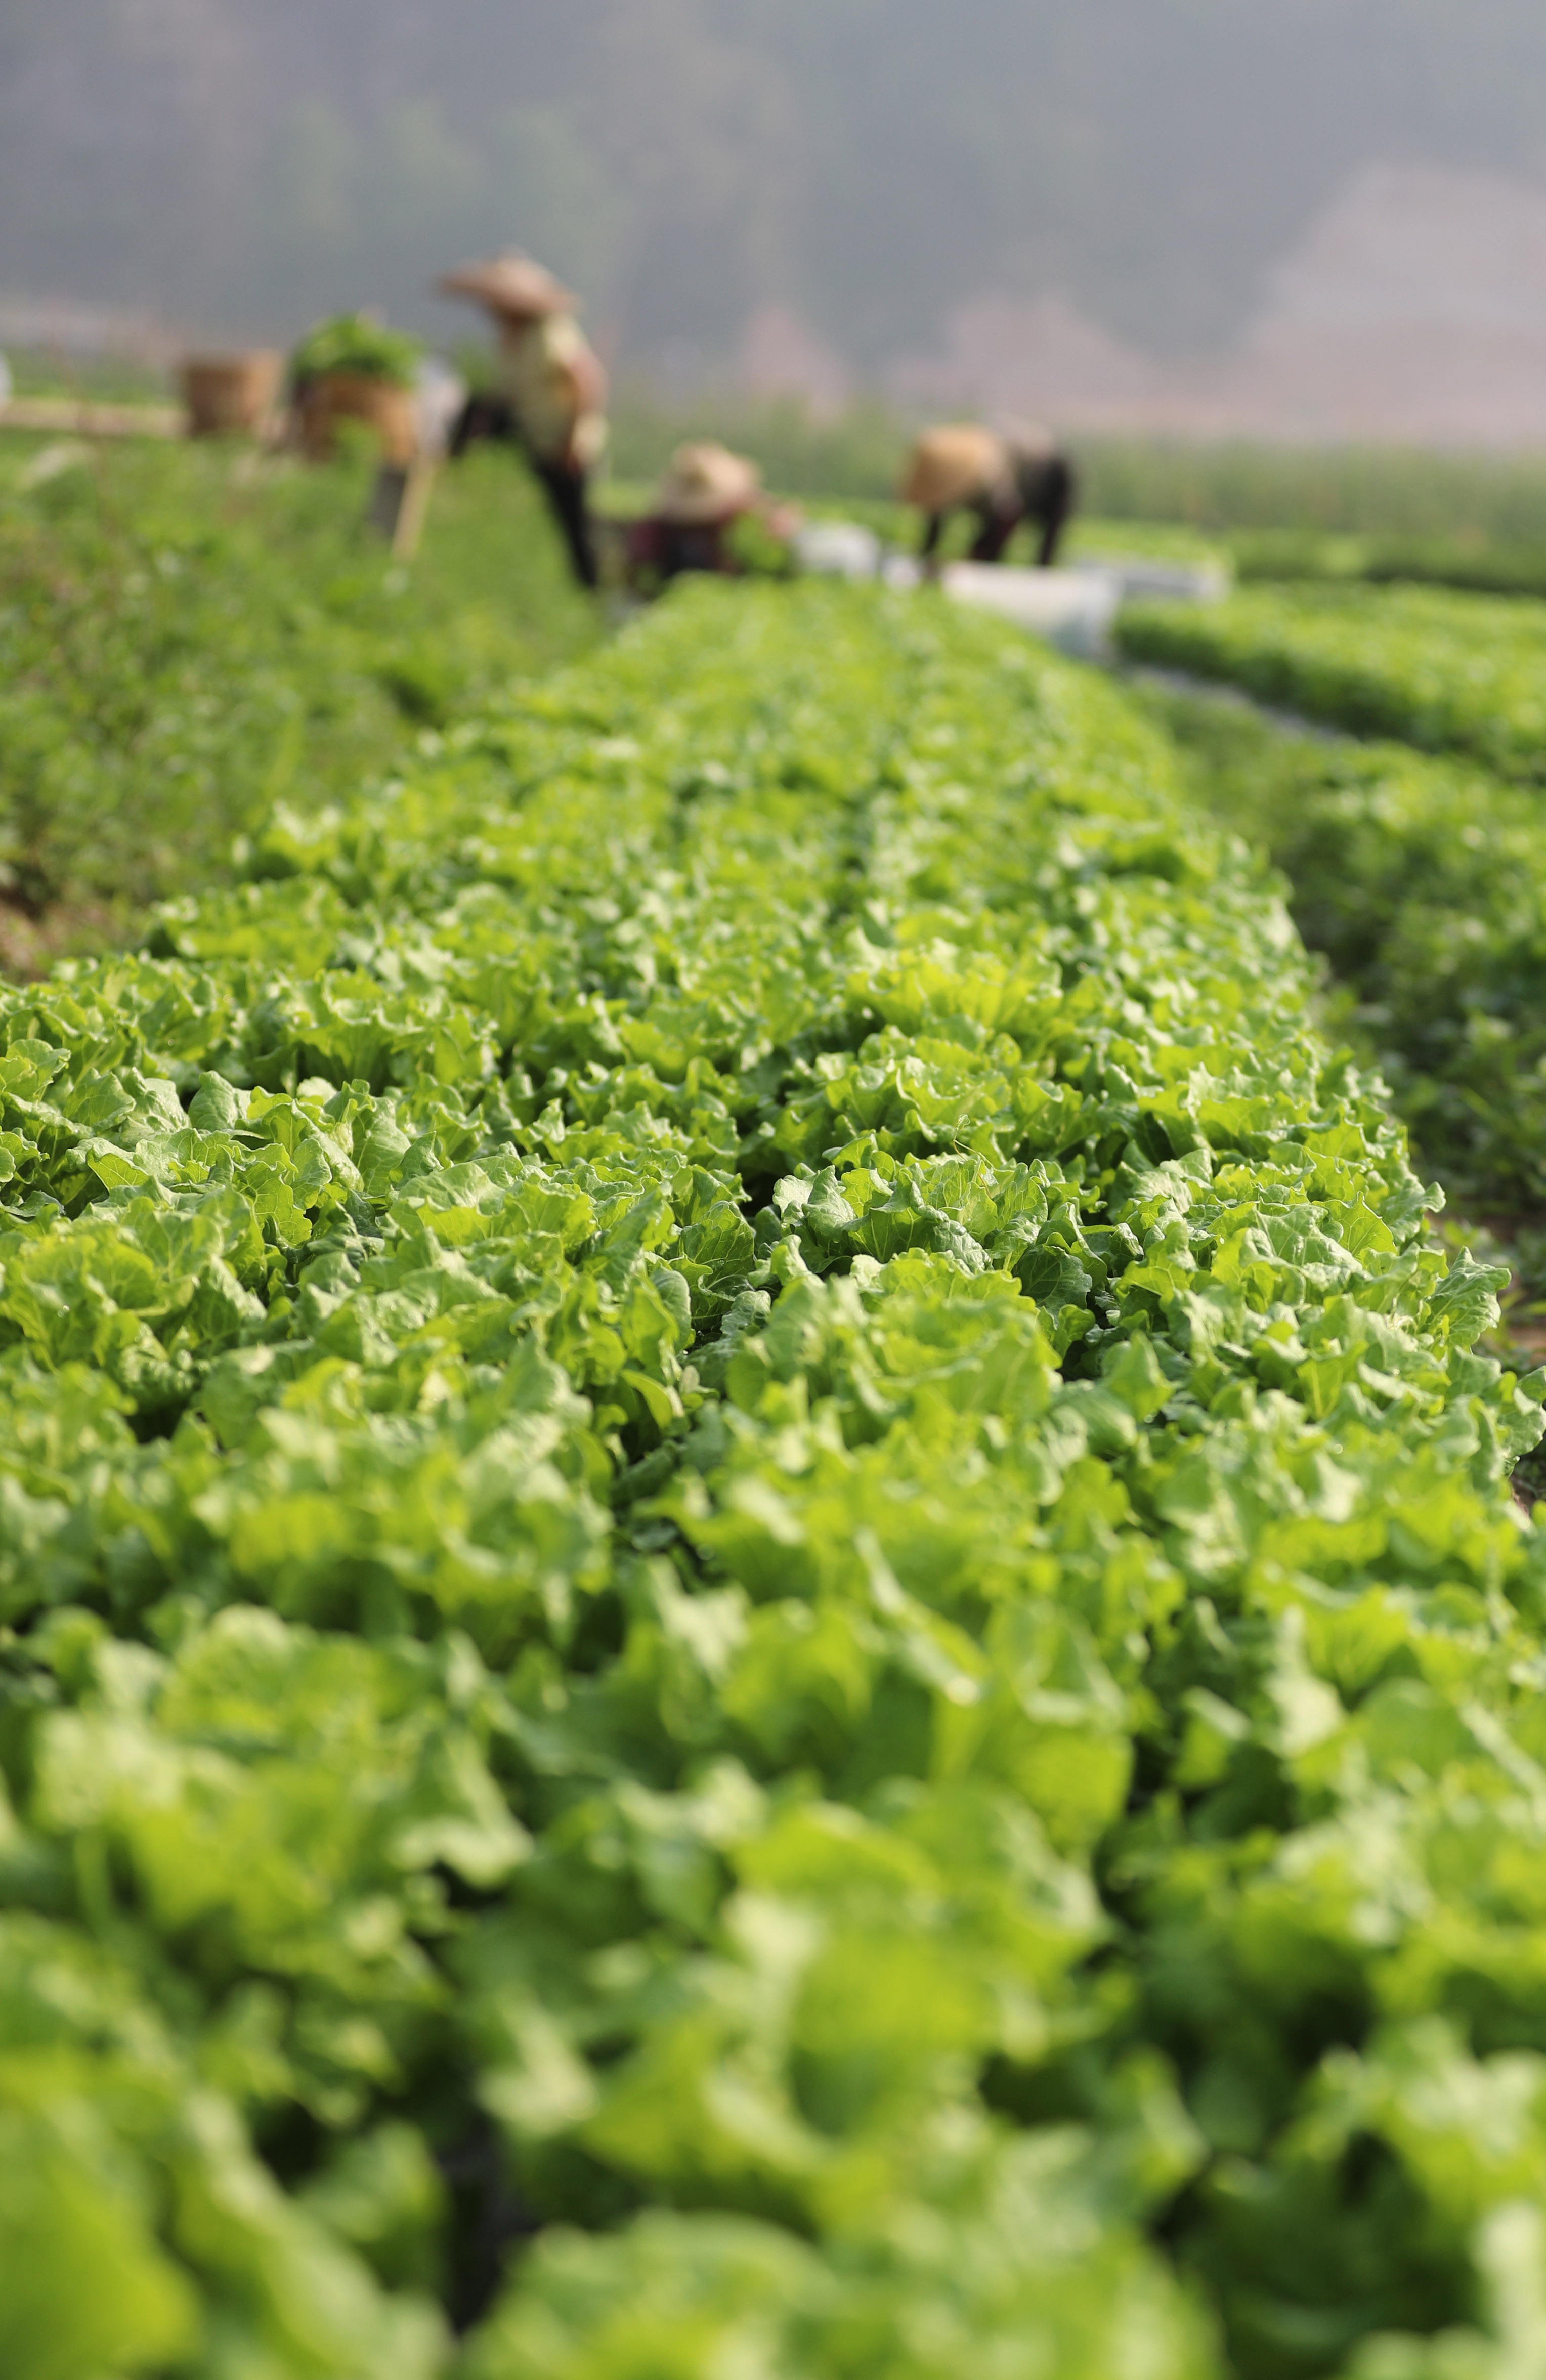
[{"xmin": 7, "ymin": 561, "xmax": 1546, "ymax": 2380}]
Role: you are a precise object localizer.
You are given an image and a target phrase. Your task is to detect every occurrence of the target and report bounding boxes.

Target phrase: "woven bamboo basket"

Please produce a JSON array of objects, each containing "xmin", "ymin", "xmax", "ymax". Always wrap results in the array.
[
  {"xmin": 180, "ymin": 352, "xmax": 283, "ymax": 437},
  {"xmin": 294, "ymin": 371, "xmax": 419, "ymax": 466}
]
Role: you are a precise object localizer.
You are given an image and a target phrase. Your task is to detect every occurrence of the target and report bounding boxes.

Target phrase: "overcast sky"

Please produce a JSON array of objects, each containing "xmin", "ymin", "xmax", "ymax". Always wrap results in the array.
[{"xmin": 3, "ymin": 0, "xmax": 1544, "ymax": 375}]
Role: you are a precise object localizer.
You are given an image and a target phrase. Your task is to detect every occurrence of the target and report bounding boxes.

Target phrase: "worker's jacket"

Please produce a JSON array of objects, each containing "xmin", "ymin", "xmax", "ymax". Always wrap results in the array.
[{"xmin": 498, "ymin": 315, "xmax": 608, "ymax": 471}]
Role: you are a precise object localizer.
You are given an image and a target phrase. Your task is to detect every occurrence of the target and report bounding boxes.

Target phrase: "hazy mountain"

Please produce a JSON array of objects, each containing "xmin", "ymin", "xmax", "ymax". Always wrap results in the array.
[
  {"xmin": 884, "ymin": 167, "xmax": 1546, "ymax": 445},
  {"xmin": 5, "ymin": 0, "xmax": 1546, "ymax": 398}
]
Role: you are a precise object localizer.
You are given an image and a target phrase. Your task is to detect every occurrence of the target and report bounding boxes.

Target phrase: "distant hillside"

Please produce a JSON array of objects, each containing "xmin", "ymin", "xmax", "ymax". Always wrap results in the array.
[
  {"xmin": 8, "ymin": 0, "xmax": 1546, "ymax": 434},
  {"xmin": 887, "ymin": 168, "xmax": 1546, "ymax": 447}
]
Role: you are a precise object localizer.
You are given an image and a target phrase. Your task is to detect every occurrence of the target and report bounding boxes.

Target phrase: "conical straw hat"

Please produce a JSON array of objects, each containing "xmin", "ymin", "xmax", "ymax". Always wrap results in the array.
[
  {"xmin": 653, "ymin": 441, "xmax": 762, "ymax": 524},
  {"xmin": 899, "ymin": 423, "xmax": 1007, "ymax": 511},
  {"xmin": 437, "ymin": 252, "xmax": 576, "ymax": 319}
]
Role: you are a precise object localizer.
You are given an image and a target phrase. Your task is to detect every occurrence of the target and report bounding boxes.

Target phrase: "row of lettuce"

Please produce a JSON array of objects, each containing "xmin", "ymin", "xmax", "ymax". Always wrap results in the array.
[
  {"xmin": 5, "ymin": 579, "xmax": 1546, "ymax": 2379},
  {"xmin": 0, "ymin": 430, "xmax": 597, "ymax": 940},
  {"xmin": 1123, "ymin": 578, "xmax": 1546, "ymax": 1219},
  {"xmin": 1128, "ymin": 680, "xmax": 1546, "ymax": 1213},
  {"xmin": 1122, "ymin": 579, "xmax": 1546, "ymax": 783}
]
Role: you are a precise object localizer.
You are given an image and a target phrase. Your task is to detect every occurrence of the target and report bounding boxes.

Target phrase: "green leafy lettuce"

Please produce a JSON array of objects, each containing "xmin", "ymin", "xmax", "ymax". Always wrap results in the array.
[{"xmin": 2, "ymin": 581, "xmax": 1542, "ymax": 2377}]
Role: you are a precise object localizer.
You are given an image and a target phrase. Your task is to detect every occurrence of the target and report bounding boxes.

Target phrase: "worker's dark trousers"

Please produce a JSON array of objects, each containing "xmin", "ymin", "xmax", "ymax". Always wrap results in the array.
[
  {"xmin": 1027, "ymin": 456, "xmax": 1076, "ymax": 568},
  {"xmin": 534, "ymin": 462, "xmax": 599, "ymax": 590},
  {"xmin": 962, "ymin": 457, "xmax": 1079, "ymax": 568},
  {"xmin": 937, "ymin": 457, "xmax": 1070, "ymax": 569},
  {"xmin": 447, "ymin": 397, "xmax": 600, "ymax": 591}
]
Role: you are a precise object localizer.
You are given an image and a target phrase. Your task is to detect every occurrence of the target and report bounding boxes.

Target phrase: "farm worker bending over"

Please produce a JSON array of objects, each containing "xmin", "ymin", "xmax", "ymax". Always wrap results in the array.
[
  {"xmin": 437, "ymin": 252, "xmax": 607, "ymax": 589},
  {"xmin": 901, "ymin": 420, "xmax": 1077, "ymax": 570},
  {"xmin": 626, "ymin": 443, "xmax": 797, "ymax": 589}
]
